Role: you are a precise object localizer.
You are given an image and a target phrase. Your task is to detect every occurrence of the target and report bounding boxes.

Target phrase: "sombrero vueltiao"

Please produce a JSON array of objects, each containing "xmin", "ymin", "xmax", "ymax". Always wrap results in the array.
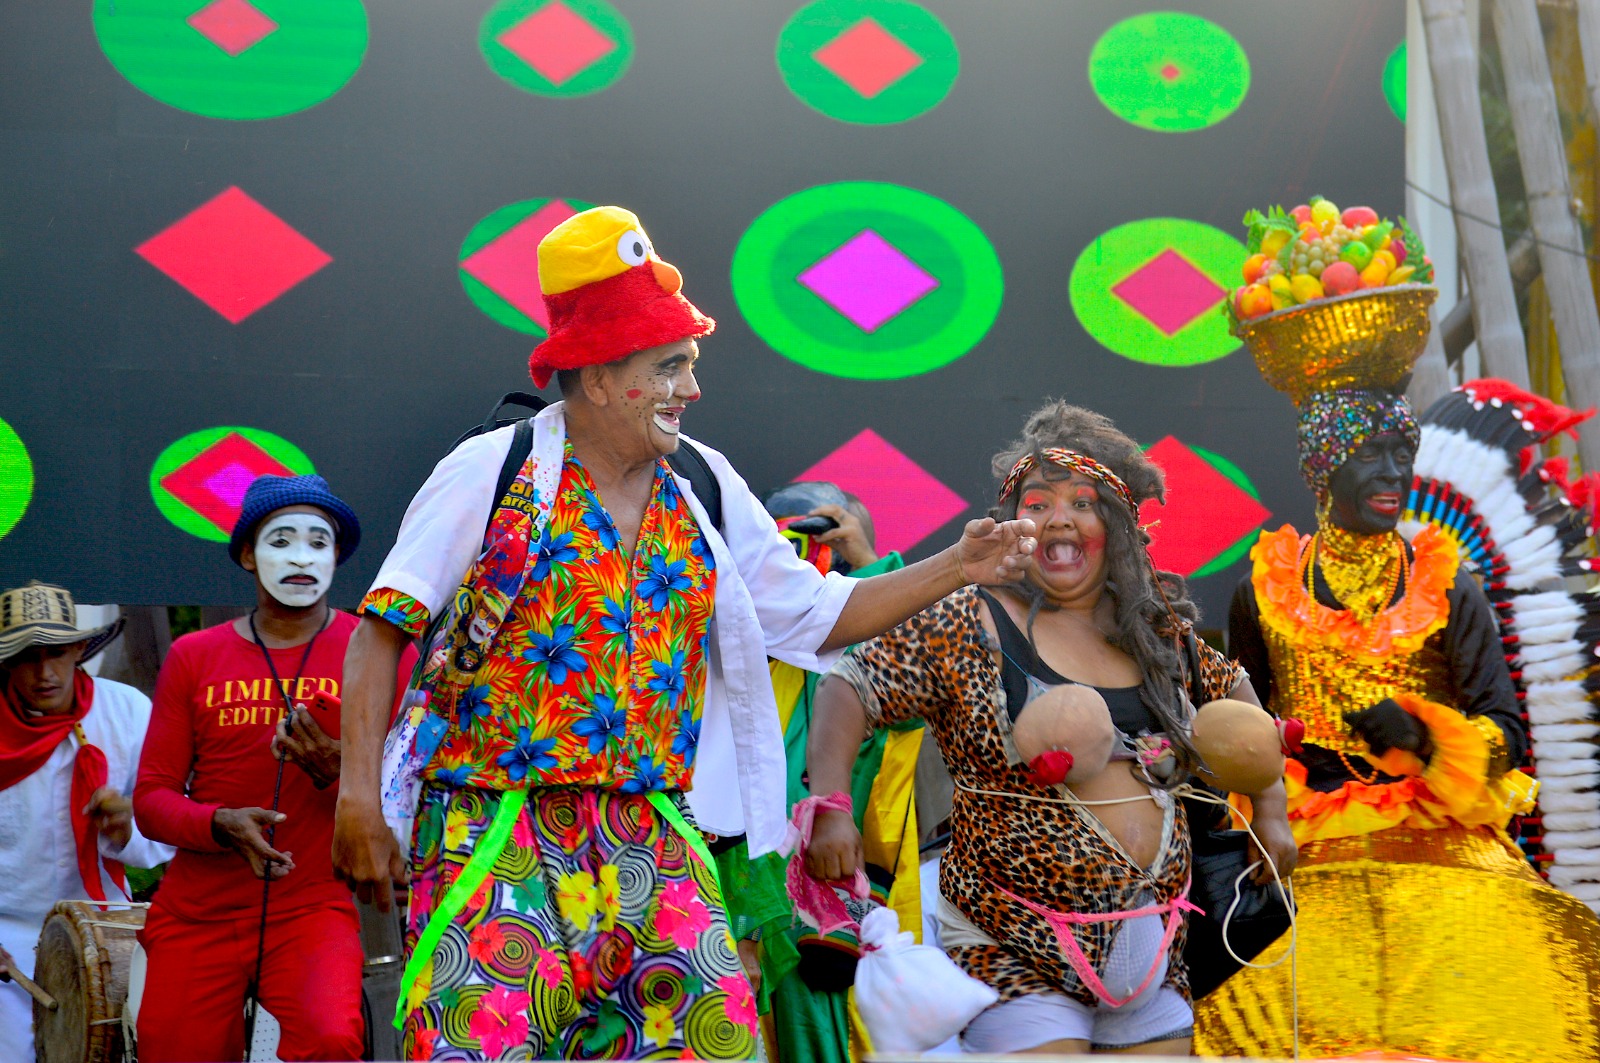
[{"xmin": 0, "ymin": 583, "xmax": 124, "ymax": 664}]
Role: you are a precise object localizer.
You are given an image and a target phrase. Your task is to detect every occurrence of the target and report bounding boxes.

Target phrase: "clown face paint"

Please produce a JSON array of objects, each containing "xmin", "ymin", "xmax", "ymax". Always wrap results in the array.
[
  {"xmin": 1327, "ymin": 432, "xmax": 1414, "ymax": 535},
  {"xmin": 605, "ymin": 339, "xmax": 701, "ymax": 460},
  {"xmin": 1018, "ymin": 473, "xmax": 1109, "ymax": 603},
  {"xmin": 253, "ymin": 509, "xmax": 336, "ymax": 608}
]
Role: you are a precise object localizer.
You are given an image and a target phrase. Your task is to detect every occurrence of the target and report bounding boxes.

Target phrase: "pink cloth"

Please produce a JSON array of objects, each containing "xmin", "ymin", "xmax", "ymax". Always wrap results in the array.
[{"xmin": 785, "ymin": 792, "xmax": 869, "ymax": 934}]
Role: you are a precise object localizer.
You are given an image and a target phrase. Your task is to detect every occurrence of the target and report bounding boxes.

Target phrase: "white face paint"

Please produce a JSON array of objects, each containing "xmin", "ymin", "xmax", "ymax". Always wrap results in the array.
[{"xmin": 253, "ymin": 512, "xmax": 336, "ymax": 608}]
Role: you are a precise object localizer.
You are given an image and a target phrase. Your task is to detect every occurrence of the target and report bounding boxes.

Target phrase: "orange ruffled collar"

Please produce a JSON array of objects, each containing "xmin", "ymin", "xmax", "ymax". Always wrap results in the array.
[{"xmin": 1252, "ymin": 524, "xmax": 1457, "ymax": 659}]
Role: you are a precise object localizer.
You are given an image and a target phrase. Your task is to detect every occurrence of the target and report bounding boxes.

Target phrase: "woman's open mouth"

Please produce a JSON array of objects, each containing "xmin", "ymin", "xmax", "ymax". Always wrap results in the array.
[
  {"xmin": 1366, "ymin": 493, "xmax": 1402, "ymax": 517},
  {"xmin": 282, "ymin": 574, "xmax": 318, "ymax": 585},
  {"xmin": 1040, "ymin": 540, "xmax": 1084, "ymax": 569}
]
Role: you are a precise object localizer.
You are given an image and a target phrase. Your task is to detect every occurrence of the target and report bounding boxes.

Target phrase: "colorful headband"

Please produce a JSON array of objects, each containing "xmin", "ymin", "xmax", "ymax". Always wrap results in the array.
[
  {"xmin": 1296, "ymin": 387, "xmax": 1420, "ymax": 497},
  {"xmin": 998, "ymin": 448, "xmax": 1139, "ymax": 518}
]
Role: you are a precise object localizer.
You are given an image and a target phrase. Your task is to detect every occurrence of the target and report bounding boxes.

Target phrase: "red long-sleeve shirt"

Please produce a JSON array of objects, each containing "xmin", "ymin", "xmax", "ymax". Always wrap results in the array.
[{"xmin": 134, "ymin": 612, "xmax": 415, "ymax": 921}]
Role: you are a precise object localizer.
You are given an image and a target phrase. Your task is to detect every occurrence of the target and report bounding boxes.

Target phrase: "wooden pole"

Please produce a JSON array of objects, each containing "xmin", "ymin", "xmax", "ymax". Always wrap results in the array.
[
  {"xmin": 1578, "ymin": 0, "xmax": 1600, "ymax": 137},
  {"xmin": 1420, "ymin": 0, "xmax": 1533, "ymax": 387},
  {"xmin": 1493, "ymin": 0, "xmax": 1600, "ymax": 470}
]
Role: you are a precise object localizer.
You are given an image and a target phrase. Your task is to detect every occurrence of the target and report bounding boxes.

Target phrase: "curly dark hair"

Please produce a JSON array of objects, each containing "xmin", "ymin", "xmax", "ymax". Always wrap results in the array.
[{"xmin": 988, "ymin": 400, "xmax": 1202, "ymax": 784}]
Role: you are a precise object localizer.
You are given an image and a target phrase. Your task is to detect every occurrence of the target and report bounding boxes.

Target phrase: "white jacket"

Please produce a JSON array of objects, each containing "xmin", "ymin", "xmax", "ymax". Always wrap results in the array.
[
  {"xmin": 0, "ymin": 676, "xmax": 173, "ymax": 1063},
  {"xmin": 368, "ymin": 401, "xmax": 856, "ymax": 856}
]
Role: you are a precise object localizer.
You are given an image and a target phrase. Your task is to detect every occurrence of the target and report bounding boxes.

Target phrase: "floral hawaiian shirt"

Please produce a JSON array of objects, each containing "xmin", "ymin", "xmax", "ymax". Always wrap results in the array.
[{"xmin": 360, "ymin": 445, "xmax": 717, "ymax": 792}]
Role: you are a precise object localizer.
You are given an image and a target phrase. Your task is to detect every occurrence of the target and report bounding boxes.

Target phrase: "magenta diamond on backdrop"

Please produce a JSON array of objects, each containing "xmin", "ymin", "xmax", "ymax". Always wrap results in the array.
[
  {"xmin": 795, "ymin": 429, "xmax": 968, "ymax": 554},
  {"xmin": 1109, "ymin": 248, "xmax": 1225, "ymax": 336},
  {"xmin": 187, "ymin": 0, "xmax": 280, "ymax": 57},
  {"xmin": 459, "ymin": 200, "xmax": 581, "ymax": 329},
  {"xmin": 496, "ymin": 0, "xmax": 618, "ymax": 86},
  {"xmin": 797, "ymin": 230, "xmax": 939, "ymax": 333},
  {"xmin": 203, "ymin": 463, "xmax": 259, "ymax": 509}
]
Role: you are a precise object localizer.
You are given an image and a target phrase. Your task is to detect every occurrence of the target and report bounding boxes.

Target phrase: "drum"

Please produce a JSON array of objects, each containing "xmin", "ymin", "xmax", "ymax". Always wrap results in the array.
[{"xmin": 32, "ymin": 901, "xmax": 146, "ymax": 1063}]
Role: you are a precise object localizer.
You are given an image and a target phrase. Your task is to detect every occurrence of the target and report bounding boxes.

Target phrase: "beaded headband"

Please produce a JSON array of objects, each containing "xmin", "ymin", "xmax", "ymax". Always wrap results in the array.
[{"xmin": 998, "ymin": 448, "xmax": 1139, "ymax": 518}]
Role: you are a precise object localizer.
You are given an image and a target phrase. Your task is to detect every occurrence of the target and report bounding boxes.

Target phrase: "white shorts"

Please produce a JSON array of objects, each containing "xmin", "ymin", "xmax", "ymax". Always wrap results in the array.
[{"xmin": 960, "ymin": 987, "xmax": 1194, "ymax": 1052}]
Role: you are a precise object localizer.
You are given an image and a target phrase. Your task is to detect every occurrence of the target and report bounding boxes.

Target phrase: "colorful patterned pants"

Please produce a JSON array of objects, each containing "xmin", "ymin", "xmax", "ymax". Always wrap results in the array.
[{"xmin": 400, "ymin": 784, "xmax": 759, "ymax": 1060}]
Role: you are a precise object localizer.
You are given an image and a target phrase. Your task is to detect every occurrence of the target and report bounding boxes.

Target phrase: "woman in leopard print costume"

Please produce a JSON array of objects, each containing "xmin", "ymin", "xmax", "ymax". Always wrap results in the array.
[{"xmin": 806, "ymin": 401, "xmax": 1296, "ymax": 1055}]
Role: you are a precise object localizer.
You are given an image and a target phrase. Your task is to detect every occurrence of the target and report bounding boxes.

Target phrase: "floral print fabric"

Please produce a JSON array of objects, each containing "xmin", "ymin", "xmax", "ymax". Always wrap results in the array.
[
  {"xmin": 362, "ymin": 447, "xmax": 717, "ymax": 792},
  {"xmin": 402, "ymin": 783, "xmax": 757, "ymax": 1060}
]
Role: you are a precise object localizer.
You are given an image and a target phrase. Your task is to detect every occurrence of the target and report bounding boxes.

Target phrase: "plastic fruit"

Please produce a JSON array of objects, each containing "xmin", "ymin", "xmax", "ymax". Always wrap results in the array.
[
  {"xmin": 1289, "ymin": 274, "xmax": 1324, "ymax": 303},
  {"xmin": 1237, "ymin": 283, "xmax": 1274, "ymax": 318},
  {"xmin": 1260, "ymin": 230, "xmax": 1291, "ymax": 258},
  {"xmin": 1359, "ymin": 260, "xmax": 1391, "ymax": 288},
  {"xmin": 1388, "ymin": 264, "xmax": 1416, "ymax": 285},
  {"xmin": 1339, "ymin": 241, "xmax": 1373, "ymax": 270},
  {"xmin": 1321, "ymin": 261, "xmax": 1361, "ymax": 296},
  {"xmin": 1268, "ymin": 275, "xmax": 1294, "ymax": 309},
  {"xmin": 1290, "ymin": 204, "xmax": 1312, "ymax": 225},
  {"xmin": 1363, "ymin": 221, "xmax": 1394, "ymax": 250},
  {"xmin": 1191, "ymin": 699, "xmax": 1286, "ymax": 795},
  {"xmin": 1243, "ymin": 253, "xmax": 1270, "ymax": 283},
  {"xmin": 1311, "ymin": 200, "xmax": 1341, "ymax": 230},
  {"xmin": 1012, "ymin": 685, "xmax": 1115, "ymax": 788},
  {"xmin": 1341, "ymin": 206, "xmax": 1380, "ymax": 228},
  {"xmin": 1389, "ymin": 239, "xmax": 1408, "ymax": 265}
]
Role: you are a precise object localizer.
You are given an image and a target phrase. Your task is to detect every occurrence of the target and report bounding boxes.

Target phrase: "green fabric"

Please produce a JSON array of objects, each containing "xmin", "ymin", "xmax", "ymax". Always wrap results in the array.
[
  {"xmin": 715, "ymin": 840, "xmax": 796, "ymax": 1015},
  {"xmin": 395, "ymin": 788, "xmax": 527, "ymax": 1028},
  {"xmin": 770, "ymin": 962, "xmax": 855, "ymax": 1063}
]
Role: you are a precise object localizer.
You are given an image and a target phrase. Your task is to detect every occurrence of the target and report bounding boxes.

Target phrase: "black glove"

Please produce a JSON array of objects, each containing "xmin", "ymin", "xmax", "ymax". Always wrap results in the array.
[{"xmin": 1342, "ymin": 699, "xmax": 1432, "ymax": 760}]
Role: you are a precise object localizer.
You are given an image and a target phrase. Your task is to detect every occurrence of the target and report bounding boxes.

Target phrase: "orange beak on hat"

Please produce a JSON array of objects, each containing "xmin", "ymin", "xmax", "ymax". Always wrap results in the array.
[{"xmin": 527, "ymin": 206, "xmax": 714, "ymax": 388}]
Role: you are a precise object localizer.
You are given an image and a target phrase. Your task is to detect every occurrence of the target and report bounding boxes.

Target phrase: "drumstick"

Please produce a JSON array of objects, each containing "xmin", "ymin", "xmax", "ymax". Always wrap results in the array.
[{"xmin": 1, "ymin": 969, "xmax": 58, "ymax": 1011}]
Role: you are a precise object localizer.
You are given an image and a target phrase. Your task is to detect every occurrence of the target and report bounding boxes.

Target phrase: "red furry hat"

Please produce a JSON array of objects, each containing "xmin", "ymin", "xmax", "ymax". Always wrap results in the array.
[{"xmin": 528, "ymin": 206, "xmax": 715, "ymax": 388}]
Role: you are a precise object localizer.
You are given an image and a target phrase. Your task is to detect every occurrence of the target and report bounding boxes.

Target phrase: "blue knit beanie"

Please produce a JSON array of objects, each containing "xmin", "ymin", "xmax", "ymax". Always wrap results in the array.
[{"xmin": 228, "ymin": 474, "xmax": 361, "ymax": 567}]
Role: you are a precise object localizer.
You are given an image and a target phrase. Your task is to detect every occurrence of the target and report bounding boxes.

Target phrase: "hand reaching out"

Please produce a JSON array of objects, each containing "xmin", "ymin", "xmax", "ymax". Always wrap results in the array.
[{"xmin": 951, "ymin": 516, "xmax": 1038, "ymax": 586}]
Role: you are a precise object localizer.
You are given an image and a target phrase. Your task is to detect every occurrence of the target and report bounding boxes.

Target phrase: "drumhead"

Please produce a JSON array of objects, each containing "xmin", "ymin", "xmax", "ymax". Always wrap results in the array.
[{"xmin": 33, "ymin": 902, "xmax": 144, "ymax": 1063}]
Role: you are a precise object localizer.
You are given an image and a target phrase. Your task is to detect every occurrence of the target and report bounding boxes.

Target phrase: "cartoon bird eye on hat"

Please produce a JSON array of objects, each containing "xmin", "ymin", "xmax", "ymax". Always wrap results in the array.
[{"xmin": 528, "ymin": 206, "xmax": 715, "ymax": 388}]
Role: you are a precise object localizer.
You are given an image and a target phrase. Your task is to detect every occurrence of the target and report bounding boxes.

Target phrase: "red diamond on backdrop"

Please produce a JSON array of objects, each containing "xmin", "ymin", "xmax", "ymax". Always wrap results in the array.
[
  {"xmin": 1139, "ymin": 437, "xmax": 1270, "ymax": 577},
  {"xmin": 1110, "ymin": 248, "xmax": 1225, "ymax": 336},
  {"xmin": 1160, "ymin": 62, "xmax": 1181, "ymax": 81},
  {"xmin": 812, "ymin": 18, "xmax": 924, "ymax": 99},
  {"xmin": 187, "ymin": 0, "xmax": 279, "ymax": 57},
  {"xmin": 159, "ymin": 432, "xmax": 295, "ymax": 534},
  {"xmin": 136, "ymin": 187, "xmax": 332, "ymax": 324},
  {"xmin": 460, "ymin": 200, "xmax": 581, "ymax": 329},
  {"xmin": 794, "ymin": 429, "xmax": 967, "ymax": 555},
  {"xmin": 496, "ymin": 1, "xmax": 618, "ymax": 86}
]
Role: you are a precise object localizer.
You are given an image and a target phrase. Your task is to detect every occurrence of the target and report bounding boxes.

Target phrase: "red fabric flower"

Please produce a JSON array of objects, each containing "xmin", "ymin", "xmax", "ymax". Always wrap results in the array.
[
  {"xmin": 1277, "ymin": 718, "xmax": 1306, "ymax": 755},
  {"xmin": 1025, "ymin": 749, "xmax": 1075, "ymax": 786}
]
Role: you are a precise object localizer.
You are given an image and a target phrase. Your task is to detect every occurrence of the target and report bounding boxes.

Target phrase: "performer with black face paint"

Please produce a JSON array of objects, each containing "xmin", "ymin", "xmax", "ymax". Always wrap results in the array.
[
  {"xmin": 1195, "ymin": 376, "xmax": 1600, "ymax": 1057},
  {"xmin": 133, "ymin": 474, "xmax": 416, "ymax": 1062}
]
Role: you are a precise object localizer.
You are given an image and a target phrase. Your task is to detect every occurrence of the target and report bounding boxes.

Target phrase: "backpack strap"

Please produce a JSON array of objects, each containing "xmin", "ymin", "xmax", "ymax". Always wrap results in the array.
[
  {"xmin": 488, "ymin": 417, "xmax": 536, "ymax": 537},
  {"xmin": 667, "ymin": 439, "xmax": 723, "ymax": 533}
]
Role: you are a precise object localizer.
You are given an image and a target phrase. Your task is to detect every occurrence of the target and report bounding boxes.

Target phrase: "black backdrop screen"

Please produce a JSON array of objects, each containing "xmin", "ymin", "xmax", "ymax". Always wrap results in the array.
[{"xmin": 0, "ymin": 0, "xmax": 1405, "ymax": 619}]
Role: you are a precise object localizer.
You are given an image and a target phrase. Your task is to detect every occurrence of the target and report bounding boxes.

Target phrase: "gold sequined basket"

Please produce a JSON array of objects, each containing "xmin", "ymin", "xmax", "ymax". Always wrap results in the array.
[{"xmin": 1231, "ymin": 284, "xmax": 1438, "ymax": 404}]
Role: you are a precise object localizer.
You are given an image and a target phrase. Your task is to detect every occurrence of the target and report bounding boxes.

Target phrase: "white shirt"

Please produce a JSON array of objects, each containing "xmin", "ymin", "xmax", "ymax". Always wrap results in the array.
[
  {"xmin": 0, "ymin": 676, "xmax": 173, "ymax": 1063},
  {"xmin": 369, "ymin": 401, "xmax": 857, "ymax": 857}
]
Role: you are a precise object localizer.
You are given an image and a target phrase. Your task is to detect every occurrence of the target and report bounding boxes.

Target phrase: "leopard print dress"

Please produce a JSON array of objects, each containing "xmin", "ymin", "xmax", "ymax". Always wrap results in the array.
[{"xmin": 831, "ymin": 586, "xmax": 1243, "ymax": 1007}]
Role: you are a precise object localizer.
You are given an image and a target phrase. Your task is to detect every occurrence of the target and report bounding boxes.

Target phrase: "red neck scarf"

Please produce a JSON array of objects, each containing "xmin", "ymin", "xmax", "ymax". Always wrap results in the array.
[{"xmin": 0, "ymin": 671, "xmax": 126, "ymax": 901}]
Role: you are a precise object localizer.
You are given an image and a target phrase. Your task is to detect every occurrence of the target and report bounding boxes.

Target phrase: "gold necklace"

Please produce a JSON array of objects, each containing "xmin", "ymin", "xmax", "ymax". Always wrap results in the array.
[{"xmin": 1305, "ymin": 524, "xmax": 1407, "ymax": 626}]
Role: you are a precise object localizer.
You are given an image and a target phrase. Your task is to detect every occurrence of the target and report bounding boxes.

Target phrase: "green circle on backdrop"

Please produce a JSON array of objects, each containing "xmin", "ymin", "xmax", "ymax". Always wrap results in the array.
[
  {"xmin": 458, "ymin": 197, "xmax": 596, "ymax": 335},
  {"xmin": 776, "ymin": 0, "xmax": 959, "ymax": 125},
  {"xmin": 1069, "ymin": 217, "xmax": 1244, "ymax": 367},
  {"xmin": 1088, "ymin": 12, "xmax": 1249, "ymax": 132},
  {"xmin": 93, "ymin": 0, "xmax": 368, "ymax": 120},
  {"xmin": 1188, "ymin": 445, "xmax": 1262, "ymax": 579},
  {"xmin": 150, "ymin": 427, "xmax": 315, "ymax": 541},
  {"xmin": 731, "ymin": 182, "xmax": 1003, "ymax": 380},
  {"xmin": 0, "ymin": 418, "xmax": 34, "ymax": 543},
  {"xmin": 1384, "ymin": 41, "xmax": 1407, "ymax": 122},
  {"xmin": 479, "ymin": 0, "xmax": 633, "ymax": 98}
]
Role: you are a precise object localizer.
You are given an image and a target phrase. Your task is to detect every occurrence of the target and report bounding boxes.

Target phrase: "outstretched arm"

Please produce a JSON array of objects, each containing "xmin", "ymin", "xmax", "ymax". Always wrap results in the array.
[{"xmin": 821, "ymin": 516, "xmax": 1036, "ymax": 652}]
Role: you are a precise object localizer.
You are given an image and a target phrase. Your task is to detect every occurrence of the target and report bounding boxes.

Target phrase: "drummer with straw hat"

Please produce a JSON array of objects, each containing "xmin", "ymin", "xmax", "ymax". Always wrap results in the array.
[{"xmin": 0, "ymin": 582, "xmax": 173, "ymax": 1063}]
